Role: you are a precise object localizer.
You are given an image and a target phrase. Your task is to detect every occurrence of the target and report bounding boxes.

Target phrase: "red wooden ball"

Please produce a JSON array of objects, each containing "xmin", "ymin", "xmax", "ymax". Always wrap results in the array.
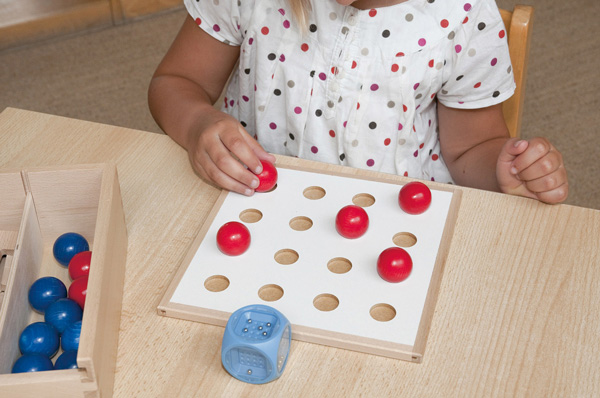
[
  {"xmin": 398, "ymin": 181, "xmax": 432, "ymax": 215},
  {"xmin": 254, "ymin": 160, "xmax": 278, "ymax": 192},
  {"xmin": 68, "ymin": 251, "xmax": 91, "ymax": 280},
  {"xmin": 377, "ymin": 247, "xmax": 413, "ymax": 283},
  {"xmin": 216, "ymin": 221, "xmax": 251, "ymax": 256},
  {"xmin": 68, "ymin": 275, "xmax": 88, "ymax": 309},
  {"xmin": 335, "ymin": 205, "xmax": 369, "ymax": 239}
]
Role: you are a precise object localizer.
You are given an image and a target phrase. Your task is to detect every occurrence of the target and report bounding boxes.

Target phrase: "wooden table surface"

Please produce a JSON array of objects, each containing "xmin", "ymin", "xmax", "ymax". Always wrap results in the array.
[{"xmin": 1, "ymin": 108, "xmax": 598, "ymax": 397}]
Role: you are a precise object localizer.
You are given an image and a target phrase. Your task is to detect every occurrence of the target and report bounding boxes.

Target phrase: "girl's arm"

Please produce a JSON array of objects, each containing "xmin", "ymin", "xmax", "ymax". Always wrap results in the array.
[
  {"xmin": 148, "ymin": 16, "xmax": 275, "ymax": 196},
  {"xmin": 438, "ymin": 102, "xmax": 568, "ymax": 204}
]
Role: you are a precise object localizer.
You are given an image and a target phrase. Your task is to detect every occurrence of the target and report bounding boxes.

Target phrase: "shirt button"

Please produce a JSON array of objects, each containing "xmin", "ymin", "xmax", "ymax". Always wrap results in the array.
[
  {"xmin": 330, "ymin": 81, "xmax": 339, "ymax": 92},
  {"xmin": 348, "ymin": 16, "xmax": 357, "ymax": 25}
]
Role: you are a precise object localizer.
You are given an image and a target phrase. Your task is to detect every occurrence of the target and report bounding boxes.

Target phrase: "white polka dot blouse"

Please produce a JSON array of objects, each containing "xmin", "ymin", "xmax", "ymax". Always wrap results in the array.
[{"xmin": 185, "ymin": 0, "xmax": 515, "ymax": 183}]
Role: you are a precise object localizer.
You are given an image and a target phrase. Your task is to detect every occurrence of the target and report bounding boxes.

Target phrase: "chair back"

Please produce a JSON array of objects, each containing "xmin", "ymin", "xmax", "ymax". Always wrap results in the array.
[{"xmin": 500, "ymin": 6, "xmax": 534, "ymax": 138}]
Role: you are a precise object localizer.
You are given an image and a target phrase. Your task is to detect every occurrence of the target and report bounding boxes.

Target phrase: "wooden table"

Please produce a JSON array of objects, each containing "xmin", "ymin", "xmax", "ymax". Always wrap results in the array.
[{"xmin": 1, "ymin": 107, "xmax": 598, "ymax": 397}]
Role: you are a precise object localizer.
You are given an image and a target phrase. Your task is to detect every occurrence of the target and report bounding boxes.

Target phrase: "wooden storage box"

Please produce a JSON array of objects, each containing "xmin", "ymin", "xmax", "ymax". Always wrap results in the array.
[{"xmin": 0, "ymin": 164, "xmax": 127, "ymax": 397}]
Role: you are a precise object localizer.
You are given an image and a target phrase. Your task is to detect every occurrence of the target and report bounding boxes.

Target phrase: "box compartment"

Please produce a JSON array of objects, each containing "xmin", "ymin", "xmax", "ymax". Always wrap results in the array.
[{"xmin": 0, "ymin": 164, "xmax": 127, "ymax": 398}]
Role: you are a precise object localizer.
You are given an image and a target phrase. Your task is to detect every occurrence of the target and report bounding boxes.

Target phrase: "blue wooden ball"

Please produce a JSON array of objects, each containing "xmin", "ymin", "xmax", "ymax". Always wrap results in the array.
[
  {"xmin": 18, "ymin": 322, "xmax": 59, "ymax": 358},
  {"xmin": 12, "ymin": 354, "xmax": 54, "ymax": 373},
  {"xmin": 53, "ymin": 232, "xmax": 89, "ymax": 267},
  {"xmin": 61, "ymin": 320, "xmax": 82, "ymax": 352},
  {"xmin": 28, "ymin": 276, "xmax": 67, "ymax": 313},
  {"xmin": 54, "ymin": 350, "xmax": 79, "ymax": 370},
  {"xmin": 44, "ymin": 298, "xmax": 83, "ymax": 334}
]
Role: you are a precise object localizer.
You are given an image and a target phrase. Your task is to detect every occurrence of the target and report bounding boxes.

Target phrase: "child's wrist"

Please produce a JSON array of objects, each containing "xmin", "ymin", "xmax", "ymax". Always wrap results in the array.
[{"xmin": 185, "ymin": 105, "xmax": 220, "ymax": 146}]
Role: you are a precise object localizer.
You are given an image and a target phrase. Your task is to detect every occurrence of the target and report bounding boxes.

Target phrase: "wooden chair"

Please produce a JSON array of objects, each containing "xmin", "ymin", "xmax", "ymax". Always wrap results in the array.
[{"xmin": 500, "ymin": 5, "xmax": 534, "ymax": 138}]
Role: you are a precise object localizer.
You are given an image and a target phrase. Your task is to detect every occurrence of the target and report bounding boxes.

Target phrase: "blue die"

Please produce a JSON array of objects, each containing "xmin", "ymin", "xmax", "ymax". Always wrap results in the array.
[{"xmin": 221, "ymin": 304, "xmax": 291, "ymax": 384}]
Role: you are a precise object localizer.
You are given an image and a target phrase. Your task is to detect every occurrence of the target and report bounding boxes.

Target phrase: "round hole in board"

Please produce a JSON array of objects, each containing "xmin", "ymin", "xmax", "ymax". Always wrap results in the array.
[
  {"xmin": 303, "ymin": 186, "xmax": 326, "ymax": 200},
  {"xmin": 370, "ymin": 303, "xmax": 396, "ymax": 322},
  {"xmin": 313, "ymin": 294, "xmax": 339, "ymax": 312},
  {"xmin": 352, "ymin": 193, "xmax": 376, "ymax": 207},
  {"xmin": 204, "ymin": 275, "xmax": 230, "ymax": 292},
  {"xmin": 392, "ymin": 232, "xmax": 417, "ymax": 248},
  {"xmin": 289, "ymin": 216, "xmax": 313, "ymax": 231},
  {"xmin": 258, "ymin": 284, "xmax": 284, "ymax": 302},
  {"xmin": 239, "ymin": 208, "xmax": 263, "ymax": 223},
  {"xmin": 327, "ymin": 257, "xmax": 352, "ymax": 274},
  {"xmin": 274, "ymin": 249, "xmax": 299, "ymax": 265},
  {"xmin": 263, "ymin": 184, "xmax": 278, "ymax": 193}
]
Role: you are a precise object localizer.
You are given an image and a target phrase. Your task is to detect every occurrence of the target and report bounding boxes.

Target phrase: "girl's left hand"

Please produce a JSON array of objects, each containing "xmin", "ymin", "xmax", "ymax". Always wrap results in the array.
[{"xmin": 496, "ymin": 137, "xmax": 568, "ymax": 204}]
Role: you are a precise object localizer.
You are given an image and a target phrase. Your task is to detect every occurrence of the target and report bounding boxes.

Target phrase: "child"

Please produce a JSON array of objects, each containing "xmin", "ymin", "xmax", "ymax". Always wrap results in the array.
[{"xmin": 148, "ymin": 0, "xmax": 568, "ymax": 204}]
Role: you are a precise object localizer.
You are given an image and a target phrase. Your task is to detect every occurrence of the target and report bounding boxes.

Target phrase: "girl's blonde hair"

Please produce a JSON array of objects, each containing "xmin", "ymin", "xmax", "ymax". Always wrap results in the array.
[{"xmin": 289, "ymin": 0, "xmax": 312, "ymax": 28}]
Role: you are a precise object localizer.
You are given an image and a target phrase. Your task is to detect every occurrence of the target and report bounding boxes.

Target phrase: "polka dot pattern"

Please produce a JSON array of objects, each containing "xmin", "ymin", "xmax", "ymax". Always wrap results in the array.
[{"xmin": 185, "ymin": 0, "xmax": 515, "ymax": 183}]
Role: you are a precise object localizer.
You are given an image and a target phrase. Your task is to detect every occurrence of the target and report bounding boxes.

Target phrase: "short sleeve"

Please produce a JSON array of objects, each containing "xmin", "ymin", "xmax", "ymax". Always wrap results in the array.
[
  {"xmin": 437, "ymin": 0, "xmax": 516, "ymax": 109},
  {"xmin": 184, "ymin": 0, "xmax": 245, "ymax": 46}
]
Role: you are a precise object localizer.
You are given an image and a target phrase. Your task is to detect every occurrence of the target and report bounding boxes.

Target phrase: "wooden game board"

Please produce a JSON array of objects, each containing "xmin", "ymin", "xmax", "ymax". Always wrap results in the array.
[{"xmin": 158, "ymin": 165, "xmax": 461, "ymax": 362}]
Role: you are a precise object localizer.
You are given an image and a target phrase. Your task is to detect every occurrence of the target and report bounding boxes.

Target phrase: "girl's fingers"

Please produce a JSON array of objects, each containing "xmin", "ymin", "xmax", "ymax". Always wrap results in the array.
[
  {"xmin": 205, "ymin": 144, "xmax": 260, "ymax": 190},
  {"xmin": 497, "ymin": 137, "xmax": 568, "ymax": 204},
  {"xmin": 496, "ymin": 139, "xmax": 528, "ymax": 191},
  {"xmin": 219, "ymin": 125, "xmax": 263, "ymax": 175},
  {"xmin": 533, "ymin": 182, "xmax": 569, "ymax": 204},
  {"xmin": 510, "ymin": 137, "xmax": 553, "ymax": 175},
  {"xmin": 522, "ymin": 166, "xmax": 568, "ymax": 194},
  {"xmin": 192, "ymin": 151, "xmax": 256, "ymax": 196},
  {"xmin": 515, "ymin": 148, "xmax": 563, "ymax": 183}
]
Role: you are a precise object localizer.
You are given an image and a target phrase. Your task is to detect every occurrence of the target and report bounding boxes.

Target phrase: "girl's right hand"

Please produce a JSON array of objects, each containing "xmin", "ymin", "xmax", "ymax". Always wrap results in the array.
[{"xmin": 186, "ymin": 110, "xmax": 276, "ymax": 196}]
